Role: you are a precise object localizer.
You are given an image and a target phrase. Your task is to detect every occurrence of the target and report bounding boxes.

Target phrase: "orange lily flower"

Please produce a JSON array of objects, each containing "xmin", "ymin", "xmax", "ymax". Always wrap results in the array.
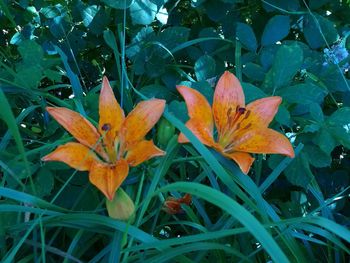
[
  {"xmin": 177, "ymin": 71, "xmax": 294, "ymax": 174},
  {"xmin": 42, "ymin": 77, "xmax": 166, "ymax": 200},
  {"xmin": 162, "ymin": 194, "xmax": 192, "ymax": 214}
]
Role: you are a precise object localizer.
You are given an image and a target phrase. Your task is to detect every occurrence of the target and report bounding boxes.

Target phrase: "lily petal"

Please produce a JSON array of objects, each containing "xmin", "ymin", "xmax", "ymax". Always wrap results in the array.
[
  {"xmin": 122, "ymin": 99, "xmax": 165, "ymax": 145},
  {"xmin": 41, "ymin": 142, "xmax": 97, "ymax": 171},
  {"xmin": 178, "ymin": 118, "xmax": 215, "ymax": 146},
  {"xmin": 243, "ymin": 96, "xmax": 282, "ymax": 128},
  {"xmin": 89, "ymin": 159, "xmax": 129, "ymax": 201},
  {"xmin": 222, "ymin": 151, "xmax": 255, "ymax": 174},
  {"xmin": 177, "ymin": 85, "xmax": 214, "ymax": 134},
  {"xmin": 212, "ymin": 71, "xmax": 245, "ymax": 134},
  {"xmin": 126, "ymin": 140, "xmax": 165, "ymax": 167},
  {"xmin": 99, "ymin": 77, "xmax": 125, "ymax": 152},
  {"xmin": 47, "ymin": 107, "xmax": 102, "ymax": 150},
  {"xmin": 233, "ymin": 128, "xmax": 295, "ymax": 158}
]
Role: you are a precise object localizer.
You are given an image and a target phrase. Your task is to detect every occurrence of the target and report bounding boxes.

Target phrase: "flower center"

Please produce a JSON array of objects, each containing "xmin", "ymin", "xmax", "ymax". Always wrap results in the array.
[{"xmin": 218, "ymin": 106, "xmax": 251, "ymax": 151}]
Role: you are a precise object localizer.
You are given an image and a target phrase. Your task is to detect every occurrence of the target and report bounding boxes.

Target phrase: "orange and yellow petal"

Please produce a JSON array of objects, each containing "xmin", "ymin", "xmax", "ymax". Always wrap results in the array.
[
  {"xmin": 46, "ymin": 107, "xmax": 102, "ymax": 150},
  {"xmin": 122, "ymin": 99, "xmax": 165, "ymax": 145},
  {"xmin": 89, "ymin": 159, "xmax": 129, "ymax": 201},
  {"xmin": 41, "ymin": 142, "xmax": 97, "ymax": 171},
  {"xmin": 233, "ymin": 128, "xmax": 295, "ymax": 158},
  {"xmin": 243, "ymin": 96, "xmax": 282, "ymax": 128},
  {"xmin": 125, "ymin": 140, "xmax": 165, "ymax": 167},
  {"xmin": 212, "ymin": 71, "xmax": 245, "ymax": 134},
  {"xmin": 222, "ymin": 151, "xmax": 255, "ymax": 174},
  {"xmin": 177, "ymin": 85, "xmax": 214, "ymax": 133},
  {"xmin": 178, "ymin": 118, "xmax": 215, "ymax": 146},
  {"xmin": 98, "ymin": 76, "xmax": 125, "ymax": 152}
]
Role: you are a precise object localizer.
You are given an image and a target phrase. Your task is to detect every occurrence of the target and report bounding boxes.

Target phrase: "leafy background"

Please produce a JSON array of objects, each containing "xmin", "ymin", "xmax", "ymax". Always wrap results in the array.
[{"xmin": 1, "ymin": 0, "xmax": 350, "ymax": 262}]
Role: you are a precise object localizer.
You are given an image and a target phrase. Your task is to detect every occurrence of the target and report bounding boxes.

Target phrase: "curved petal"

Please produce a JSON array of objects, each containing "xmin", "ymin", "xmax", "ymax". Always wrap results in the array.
[
  {"xmin": 222, "ymin": 151, "xmax": 255, "ymax": 174},
  {"xmin": 89, "ymin": 159, "xmax": 129, "ymax": 201},
  {"xmin": 126, "ymin": 140, "xmax": 165, "ymax": 167},
  {"xmin": 233, "ymin": 128, "xmax": 295, "ymax": 158},
  {"xmin": 178, "ymin": 118, "xmax": 215, "ymax": 147},
  {"xmin": 46, "ymin": 107, "xmax": 103, "ymax": 153},
  {"xmin": 99, "ymin": 77, "xmax": 125, "ymax": 153},
  {"xmin": 122, "ymin": 99, "xmax": 165, "ymax": 145},
  {"xmin": 177, "ymin": 85, "xmax": 213, "ymax": 133},
  {"xmin": 243, "ymin": 96, "xmax": 282, "ymax": 128},
  {"xmin": 41, "ymin": 142, "xmax": 97, "ymax": 171},
  {"xmin": 212, "ymin": 71, "xmax": 245, "ymax": 134}
]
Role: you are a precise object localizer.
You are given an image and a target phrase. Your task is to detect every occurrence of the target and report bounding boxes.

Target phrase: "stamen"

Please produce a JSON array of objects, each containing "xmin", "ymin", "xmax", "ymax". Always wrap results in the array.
[
  {"xmin": 243, "ymin": 110, "xmax": 251, "ymax": 120},
  {"xmin": 237, "ymin": 107, "xmax": 246, "ymax": 114},
  {"xmin": 102, "ymin": 123, "xmax": 111, "ymax": 131}
]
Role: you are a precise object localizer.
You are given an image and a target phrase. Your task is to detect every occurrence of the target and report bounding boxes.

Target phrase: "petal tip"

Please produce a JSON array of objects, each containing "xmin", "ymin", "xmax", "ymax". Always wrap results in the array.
[
  {"xmin": 46, "ymin": 107, "xmax": 57, "ymax": 114},
  {"xmin": 41, "ymin": 154, "xmax": 50, "ymax": 162},
  {"xmin": 101, "ymin": 76, "xmax": 112, "ymax": 92}
]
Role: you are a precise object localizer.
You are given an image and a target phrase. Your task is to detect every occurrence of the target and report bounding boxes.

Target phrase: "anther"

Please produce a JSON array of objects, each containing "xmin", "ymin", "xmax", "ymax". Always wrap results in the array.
[
  {"xmin": 237, "ymin": 107, "xmax": 246, "ymax": 114},
  {"xmin": 102, "ymin": 123, "xmax": 111, "ymax": 131}
]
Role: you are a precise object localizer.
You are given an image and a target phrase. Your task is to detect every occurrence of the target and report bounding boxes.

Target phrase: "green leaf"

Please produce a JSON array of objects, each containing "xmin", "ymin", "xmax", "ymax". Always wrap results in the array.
[
  {"xmin": 80, "ymin": 4, "xmax": 99, "ymax": 27},
  {"xmin": 326, "ymin": 107, "xmax": 350, "ymax": 149},
  {"xmin": 309, "ymin": 103, "xmax": 324, "ymax": 122},
  {"xmin": 262, "ymin": 0, "xmax": 300, "ymax": 12},
  {"xmin": 102, "ymin": 0, "xmax": 133, "ymax": 9},
  {"xmin": 31, "ymin": 168, "xmax": 55, "ymax": 197},
  {"xmin": 313, "ymin": 127, "xmax": 337, "ymax": 155},
  {"xmin": 241, "ymin": 83, "xmax": 266, "ymax": 103},
  {"xmin": 275, "ymin": 105, "xmax": 292, "ymax": 127},
  {"xmin": 261, "ymin": 15, "xmax": 290, "ymax": 46},
  {"xmin": 158, "ymin": 27, "xmax": 190, "ymax": 51},
  {"xmin": 15, "ymin": 65, "xmax": 42, "ymax": 89},
  {"xmin": 242, "ymin": 62, "xmax": 265, "ymax": 81},
  {"xmin": 304, "ymin": 144, "xmax": 331, "ymax": 168},
  {"xmin": 266, "ymin": 44, "xmax": 303, "ymax": 90},
  {"xmin": 194, "ymin": 55, "xmax": 216, "ymax": 81},
  {"xmin": 18, "ymin": 40, "xmax": 44, "ymax": 66},
  {"xmin": 168, "ymin": 101, "xmax": 188, "ymax": 123},
  {"xmin": 284, "ymin": 152, "xmax": 313, "ymax": 188},
  {"xmin": 303, "ymin": 14, "xmax": 338, "ymax": 49},
  {"xmin": 139, "ymin": 84, "xmax": 173, "ymax": 101},
  {"xmin": 277, "ymin": 83, "xmax": 327, "ymax": 105},
  {"xmin": 130, "ymin": 0, "xmax": 158, "ymax": 25},
  {"xmin": 236, "ymin": 22, "xmax": 257, "ymax": 52}
]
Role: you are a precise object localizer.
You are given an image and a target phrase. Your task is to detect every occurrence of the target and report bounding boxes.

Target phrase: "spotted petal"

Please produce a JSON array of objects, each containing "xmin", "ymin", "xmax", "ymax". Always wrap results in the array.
[
  {"xmin": 126, "ymin": 140, "xmax": 165, "ymax": 167},
  {"xmin": 242, "ymin": 96, "xmax": 282, "ymax": 128},
  {"xmin": 177, "ymin": 85, "xmax": 214, "ymax": 136},
  {"xmin": 89, "ymin": 159, "xmax": 129, "ymax": 201},
  {"xmin": 42, "ymin": 142, "xmax": 97, "ymax": 171},
  {"xmin": 178, "ymin": 118, "xmax": 215, "ymax": 147},
  {"xmin": 46, "ymin": 107, "xmax": 105, "ymax": 158},
  {"xmin": 122, "ymin": 99, "xmax": 165, "ymax": 146},
  {"xmin": 98, "ymin": 76, "xmax": 125, "ymax": 154},
  {"xmin": 233, "ymin": 128, "xmax": 295, "ymax": 158},
  {"xmin": 212, "ymin": 71, "xmax": 245, "ymax": 135}
]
